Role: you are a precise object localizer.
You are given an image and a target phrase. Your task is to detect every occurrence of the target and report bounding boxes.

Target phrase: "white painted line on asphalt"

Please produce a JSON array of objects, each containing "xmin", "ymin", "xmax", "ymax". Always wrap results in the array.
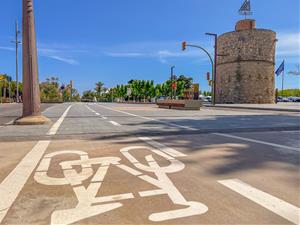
[
  {"xmin": 214, "ymin": 133, "xmax": 300, "ymax": 152},
  {"xmin": 47, "ymin": 105, "xmax": 72, "ymax": 135},
  {"xmin": 94, "ymin": 193, "xmax": 135, "ymax": 203},
  {"xmin": 0, "ymin": 141, "xmax": 51, "ymax": 222},
  {"xmin": 5, "ymin": 120, "xmax": 14, "ymax": 125},
  {"xmin": 97, "ymin": 104, "xmax": 197, "ymax": 131},
  {"xmin": 0, "ymin": 105, "xmax": 73, "ymax": 223},
  {"xmin": 218, "ymin": 179, "xmax": 300, "ymax": 225},
  {"xmin": 102, "ymin": 116, "xmax": 107, "ymax": 120},
  {"xmin": 109, "ymin": 121, "xmax": 121, "ymax": 126},
  {"xmin": 95, "ymin": 113, "xmax": 100, "ymax": 116},
  {"xmin": 139, "ymin": 137, "xmax": 187, "ymax": 157}
]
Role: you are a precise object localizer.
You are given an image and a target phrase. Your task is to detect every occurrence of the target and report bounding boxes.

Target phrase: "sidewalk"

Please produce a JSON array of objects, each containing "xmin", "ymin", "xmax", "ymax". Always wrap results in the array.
[{"xmin": 206, "ymin": 103, "xmax": 300, "ymax": 113}]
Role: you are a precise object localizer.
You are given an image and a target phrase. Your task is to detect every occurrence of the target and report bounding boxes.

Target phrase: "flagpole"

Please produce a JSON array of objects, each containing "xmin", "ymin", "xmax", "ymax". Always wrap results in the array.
[{"xmin": 281, "ymin": 60, "xmax": 285, "ymax": 97}]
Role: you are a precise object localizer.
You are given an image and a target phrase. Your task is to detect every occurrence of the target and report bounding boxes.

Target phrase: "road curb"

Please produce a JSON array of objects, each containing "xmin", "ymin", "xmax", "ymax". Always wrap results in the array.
[{"xmin": 204, "ymin": 105, "xmax": 300, "ymax": 113}]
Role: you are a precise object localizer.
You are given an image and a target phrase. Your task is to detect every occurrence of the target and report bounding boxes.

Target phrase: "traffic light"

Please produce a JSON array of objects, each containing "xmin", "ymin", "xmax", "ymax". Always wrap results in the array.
[
  {"xmin": 182, "ymin": 41, "xmax": 187, "ymax": 51},
  {"xmin": 206, "ymin": 72, "xmax": 210, "ymax": 81}
]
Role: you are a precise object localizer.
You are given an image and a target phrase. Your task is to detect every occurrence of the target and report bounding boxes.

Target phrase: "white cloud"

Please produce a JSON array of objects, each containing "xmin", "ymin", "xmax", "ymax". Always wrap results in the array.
[
  {"xmin": 104, "ymin": 41, "xmax": 211, "ymax": 65},
  {"xmin": 276, "ymin": 32, "xmax": 300, "ymax": 59},
  {"xmin": 0, "ymin": 43, "xmax": 80, "ymax": 65},
  {"xmin": 105, "ymin": 52, "xmax": 146, "ymax": 57},
  {"xmin": 0, "ymin": 46, "xmax": 14, "ymax": 51},
  {"xmin": 47, "ymin": 56, "xmax": 79, "ymax": 65}
]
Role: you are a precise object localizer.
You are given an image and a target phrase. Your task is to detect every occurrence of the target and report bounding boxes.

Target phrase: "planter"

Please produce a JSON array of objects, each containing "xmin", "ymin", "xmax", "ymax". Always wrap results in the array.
[{"xmin": 156, "ymin": 100, "xmax": 202, "ymax": 110}]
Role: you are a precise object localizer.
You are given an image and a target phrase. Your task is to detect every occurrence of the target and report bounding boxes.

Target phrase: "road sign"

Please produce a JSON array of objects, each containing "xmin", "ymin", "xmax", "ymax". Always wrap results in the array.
[
  {"xmin": 171, "ymin": 82, "xmax": 177, "ymax": 90},
  {"xmin": 127, "ymin": 88, "xmax": 132, "ymax": 96}
]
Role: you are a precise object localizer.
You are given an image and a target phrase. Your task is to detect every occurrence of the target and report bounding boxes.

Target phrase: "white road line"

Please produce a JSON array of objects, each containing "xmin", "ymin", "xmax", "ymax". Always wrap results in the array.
[
  {"xmin": 109, "ymin": 121, "xmax": 121, "ymax": 126},
  {"xmin": 102, "ymin": 116, "xmax": 107, "ymax": 120},
  {"xmin": 218, "ymin": 179, "xmax": 300, "ymax": 225},
  {"xmin": 97, "ymin": 104, "xmax": 197, "ymax": 131},
  {"xmin": 95, "ymin": 113, "xmax": 100, "ymax": 116},
  {"xmin": 5, "ymin": 120, "xmax": 14, "ymax": 125},
  {"xmin": 47, "ymin": 105, "xmax": 72, "ymax": 135},
  {"xmin": 214, "ymin": 133, "xmax": 300, "ymax": 152},
  {"xmin": 139, "ymin": 137, "xmax": 187, "ymax": 157},
  {"xmin": 0, "ymin": 141, "xmax": 50, "ymax": 222},
  {"xmin": 0, "ymin": 105, "xmax": 72, "ymax": 223}
]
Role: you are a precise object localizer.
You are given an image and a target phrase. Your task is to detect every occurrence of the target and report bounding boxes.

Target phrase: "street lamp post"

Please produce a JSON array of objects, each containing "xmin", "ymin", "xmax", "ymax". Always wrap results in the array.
[
  {"xmin": 205, "ymin": 33, "xmax": 218, "ymax": 105},
  {"xmin": 15, "ymin": 0, "xmax": 50, "ymax": 125}
]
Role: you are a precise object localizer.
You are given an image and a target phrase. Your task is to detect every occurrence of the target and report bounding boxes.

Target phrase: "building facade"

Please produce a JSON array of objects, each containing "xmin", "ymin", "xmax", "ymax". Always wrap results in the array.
[{"xmin": 216, "ymin": 19, "xmax": 277, "ymax": 104}]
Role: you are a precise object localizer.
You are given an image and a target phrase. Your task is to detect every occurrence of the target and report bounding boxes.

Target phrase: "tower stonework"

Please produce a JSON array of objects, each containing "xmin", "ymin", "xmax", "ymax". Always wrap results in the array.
[{"xmin": 216, "ymin": 19, "xmax": 276, "ymax": 104}]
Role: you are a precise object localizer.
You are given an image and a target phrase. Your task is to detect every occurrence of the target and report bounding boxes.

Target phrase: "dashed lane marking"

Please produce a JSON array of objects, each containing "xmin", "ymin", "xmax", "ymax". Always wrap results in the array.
[
  {"xmin": 214, "ymin": 133, "xmax": 300, "ymax": 152},
  {"xmin": 109, "ymin": 121, "xmax": 121, "ymax": 126},
  {"xmin": 47, "ymin": 105, "xmax": 72, "ymax": 136},
  {"xmin": 96, "ymin": 104, "xmax": 197, "ymax": 131},
  {"xmin": 218, "ymin": 179, "xmax": 300, "ymax": 225},
  {"xmin": 0, "ymin": 105, "xmax": 73, "ymax": 223}
]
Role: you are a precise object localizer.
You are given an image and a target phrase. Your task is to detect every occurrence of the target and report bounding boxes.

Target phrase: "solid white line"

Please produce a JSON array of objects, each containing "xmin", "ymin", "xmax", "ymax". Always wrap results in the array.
[
  {"xmin": 97, "ymin": 104, "xmax": 197, "ymax": 131},
  {"xmin": 109, "ymin": 121, "xmax": 121, "ymax": 126},
  {"xmin": 47, "ymin": 105, "xmax": 72, "ymax": 135},
  {"xmin": 5, "ymin": 120, "xmax": 14, "ymax": 125},
  {"xmin": 0, "ymin": 141, "xmax": 51, "ymax": 222},
  {"xmin": 0, "ymin": 105, "xmax": 73, "ymax": 223},
  {"xmin": 214, "ymin": 133, "xmax": 300, "ymax": 152},
  {"xmin": 218, "ymin": 179, "xmax": 300, "ymax": 225},
  {"xmin": 139, "ymin": 137, "xmax": 187, "ymax": 157}
]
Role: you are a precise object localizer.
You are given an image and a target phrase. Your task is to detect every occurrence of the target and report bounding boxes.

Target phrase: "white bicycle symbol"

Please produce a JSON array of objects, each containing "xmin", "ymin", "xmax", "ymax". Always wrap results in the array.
[{"xmin": 34, "ymin": 145, "xmax": 208, "ymax": 225}]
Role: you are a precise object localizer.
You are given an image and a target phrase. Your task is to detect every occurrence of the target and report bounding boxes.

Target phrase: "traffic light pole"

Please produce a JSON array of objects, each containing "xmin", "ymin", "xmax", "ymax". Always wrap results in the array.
[
  {"xmin": 15, "ymin": 0, "xmax": 50, "ymax": 125},
  {"xmin": 205, "ymin": 33, "xmax": 218, "ymax": 105},
  {"xmin": 182, "ymin": 43, "xmax": 214, "ymax": 104}
]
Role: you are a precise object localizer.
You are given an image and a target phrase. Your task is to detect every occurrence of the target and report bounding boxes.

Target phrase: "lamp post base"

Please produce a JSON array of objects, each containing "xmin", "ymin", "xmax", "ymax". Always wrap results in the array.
[{"xmin": 14, "ymin": 115, "xmax": 51, "ymax": 125}]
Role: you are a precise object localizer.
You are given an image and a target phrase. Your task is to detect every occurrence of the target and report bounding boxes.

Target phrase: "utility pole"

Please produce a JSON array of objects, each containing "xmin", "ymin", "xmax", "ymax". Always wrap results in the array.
[
  {"xmin": 11, "ymin": 20, "xmax": 21, "ymax": 103},
  {"xmin": 15, "ymin": 0, "xmax": 50, "ymax": 125}
]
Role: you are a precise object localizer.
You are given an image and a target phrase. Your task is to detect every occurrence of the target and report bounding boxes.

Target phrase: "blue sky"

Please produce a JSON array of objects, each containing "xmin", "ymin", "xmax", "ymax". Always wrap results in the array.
[{"xmin": 0, "ymin": 0, "xmax": 299, "ymax": 94}]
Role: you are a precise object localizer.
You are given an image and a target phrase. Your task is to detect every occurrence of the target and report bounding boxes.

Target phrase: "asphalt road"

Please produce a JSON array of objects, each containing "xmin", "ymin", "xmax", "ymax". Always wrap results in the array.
[
  {"xmin": 0, "ymin": 103, "xmax": 299, "ymax": 225},
  {"xmin": 0, "ymin": 103, "xmax": 54, "ymax": 126}
]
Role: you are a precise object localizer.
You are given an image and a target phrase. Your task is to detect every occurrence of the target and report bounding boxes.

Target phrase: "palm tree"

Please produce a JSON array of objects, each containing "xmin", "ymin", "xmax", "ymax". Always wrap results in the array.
[{"xmin": 95, "ymin": 82, "xmax": 104, "ymax": 97}]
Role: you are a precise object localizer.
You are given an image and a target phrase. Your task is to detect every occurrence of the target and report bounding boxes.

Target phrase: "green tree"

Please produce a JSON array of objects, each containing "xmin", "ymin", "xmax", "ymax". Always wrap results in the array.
[
  {"xmin": 40, "ymin": 77, "xmax": 61, "ymax": 103},
  {"xmin": 81, "ymin": 90, "xmax": 96, "ymax": 102},
  {"xmin": 95, "ymin": 82, "xmax": 105, "ymax": 100}
]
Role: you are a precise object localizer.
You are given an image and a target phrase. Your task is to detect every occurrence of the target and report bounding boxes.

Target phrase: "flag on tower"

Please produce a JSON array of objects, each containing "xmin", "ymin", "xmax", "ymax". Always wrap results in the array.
[{"xmin": 275, "ymin": 61, "xmax": 285, "ymax": 76}]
